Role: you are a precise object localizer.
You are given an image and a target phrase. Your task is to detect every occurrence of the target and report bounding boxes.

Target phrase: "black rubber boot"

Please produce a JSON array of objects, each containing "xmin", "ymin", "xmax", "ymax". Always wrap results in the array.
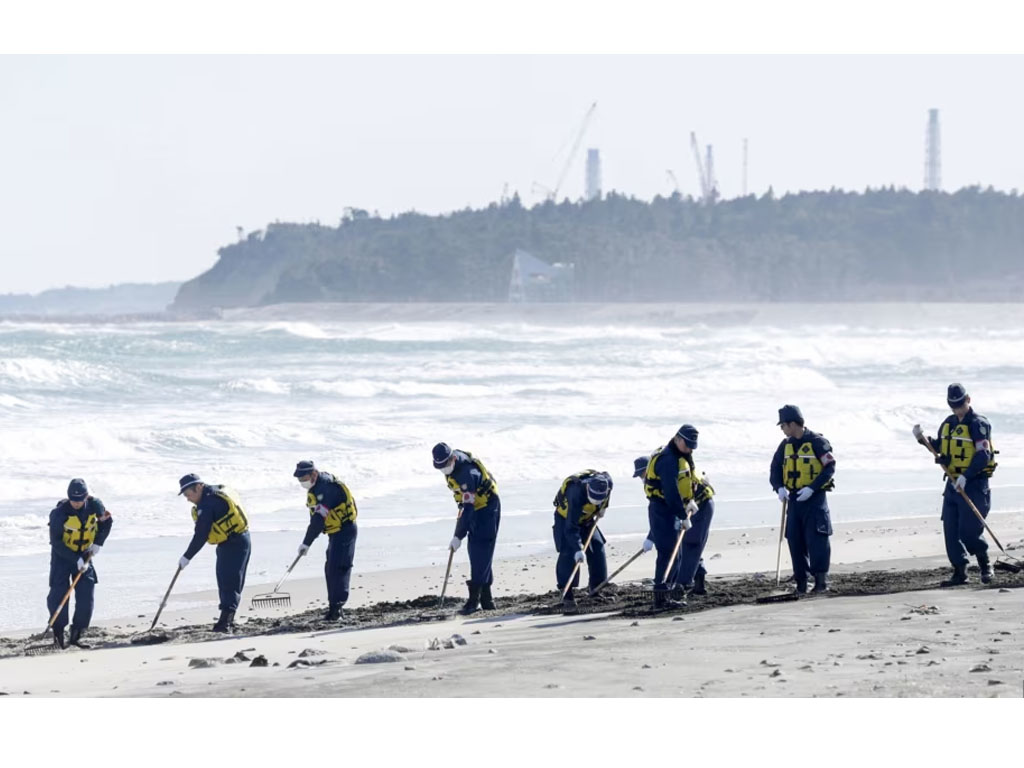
[
  {"xmin": 940, "ymin": 565, "xmax": 968, "ymax": 587},
  {"xmin": 460, "ymin": 581, "xmax": 481, "ymax": 615},
  {"xmin": 479, "ymin": 584, "xmax": 496, "ymax": 610},
  {"xmin": 212, "ymin": 609, "xmax": 235, "ymax": 633},
  {"xmin": 653, "ymin": 589, "xmax": 684, "ymax": 611},
  {"xmin": 812, "ymin": 572, "xmax": 829, "ymax": 593},
  {"xmin": 69, "ymin": 627, "xmax": 90, "ymax": 649},
  {"xmin": 978, "ymin": 554, "xmax": 994, "ymax": 585},
  {"xmin": 325, "ymin": 603, "xmax": 344, "ymax": 621},
  {"xmin": 793, "ymin": 580, "xmax": 808, "ymax": 595},
  {"xmin": 691, "ymin": 568, "xmax": 707, "ymax": 596},
  {"xmin": 52, "ymin": 627, "xmax": 66, "ymax": 650},
  {"xmin": 561, "ymin": 588, "xmax": 579, "ymax": 615}
]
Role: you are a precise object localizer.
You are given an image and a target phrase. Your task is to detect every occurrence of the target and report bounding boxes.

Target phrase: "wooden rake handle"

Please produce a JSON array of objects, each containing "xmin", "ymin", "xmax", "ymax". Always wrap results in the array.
[
  {"xmin": 591, "ymin": 546, "xmax": 646, "ymax": 595},
  {"xmin": 272, "ymin": 552, "xmax": 304, "ymax": 593},
  {"xmin": 775, "ymin": 499, "xmax": 788, "ymax": 586},
  {"xmin": 661, "ymin": 507, "xmax": 696, "ymax": 585},
  {"xmin": 149, "ymin": 565, "xmax": 183, "ymax": 632},
  {"xmin": 560, "ymin": 522, "xmax": 600, "ymax": 600}
]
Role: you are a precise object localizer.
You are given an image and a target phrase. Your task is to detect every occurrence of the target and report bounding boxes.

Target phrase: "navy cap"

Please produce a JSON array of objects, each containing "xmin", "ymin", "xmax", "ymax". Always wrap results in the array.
[
  {"xmin": 586, "ymin": 476, "xmax": 610, "ymax": 502},
  {"xmin": 432, "ymin": 442, "xmax": 453, "ymax": 468},
  {"xmin": 67, "ymin": 478, "xmax": 88, "ymax": 501},
  {"xmin": 947, "ymin": 383, "xmax": 968, "ymax": 408},
  {"xmin": 632, "ymin": 455, "xmax": 650, "ymax": 478},
  {"xmin": 675, "ymin": 424, "xmax": 699, "ymax": 449},
  {"xmin": 293, "ymin": 460, "xmax": 316, "ymax": 478},
  {"xmin": 178, "ymin": 473, "xmax": 203, "ymax": 495},
  {"xmin": 777, "ymin": 404, "xmax": 804, "ymax": 425}
]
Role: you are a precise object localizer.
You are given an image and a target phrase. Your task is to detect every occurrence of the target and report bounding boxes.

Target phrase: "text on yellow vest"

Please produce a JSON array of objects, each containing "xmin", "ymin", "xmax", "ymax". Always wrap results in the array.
[{"xmin": 191, "ymin": 485, "xmax": 249, "ymax": 544}]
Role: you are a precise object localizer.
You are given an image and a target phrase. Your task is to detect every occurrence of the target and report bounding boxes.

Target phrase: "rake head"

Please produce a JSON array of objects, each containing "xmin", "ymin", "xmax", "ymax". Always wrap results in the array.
[
  {"xmin": 755, "ymin": 591, "xmax": 802, "ymax": 604},
  {"xmin": 251, "ymin": 592, "xmax": 291, "ymax": 609},
  {"xmin": 994, "ymin": 558, "xmax": 1023, "ymax": 574}
]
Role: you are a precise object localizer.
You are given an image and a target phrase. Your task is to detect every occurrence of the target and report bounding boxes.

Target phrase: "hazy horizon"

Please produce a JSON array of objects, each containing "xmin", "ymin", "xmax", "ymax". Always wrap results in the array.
[{"xmin": 2, "ymin": 55, "xmax": 1023, "ymax": 293}]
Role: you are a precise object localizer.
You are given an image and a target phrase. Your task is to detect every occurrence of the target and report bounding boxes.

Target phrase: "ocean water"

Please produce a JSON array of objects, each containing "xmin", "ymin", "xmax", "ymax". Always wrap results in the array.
[{"xmin": 2, "ymin": 302, "xmax": 1024, "ymax": 631}]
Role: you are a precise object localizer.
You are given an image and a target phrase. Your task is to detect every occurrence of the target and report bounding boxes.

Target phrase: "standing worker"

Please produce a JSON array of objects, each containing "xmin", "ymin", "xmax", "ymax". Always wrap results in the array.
[
  {"xmin": 433, "ymin": 442, "xmax": 501, "ymax": 615},
  {"xmin": 770, "ymin": 405, "xmax": 836, "ymax": 594},
  {"xmin": 644, "ymin": 425, "xmax": 714, "ymax": 609},
  {"xmin": 47, "ymin": 478, "xmax": 113, "ymax": 649},
  {"xmin": 293, "ymin": 460, "xmax": 359, "ymax": 621},
  {"xmin": 176, "ymin": 473, "xmax": 252, "ymax": 633},
  {"xmin": 552, "ymin": 470, "xmax": 613, "ymax": 612},
  {"xmin": 912, "ymin": 383, "xmax": 997, "ymax": 586}
]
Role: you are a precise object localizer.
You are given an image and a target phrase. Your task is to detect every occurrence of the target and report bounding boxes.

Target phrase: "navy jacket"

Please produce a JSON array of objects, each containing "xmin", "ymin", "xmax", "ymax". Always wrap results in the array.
[
  {"xmin": 183, "ymin": 487, "xmax": 230, "ymax": 560},
  {"xmin": 49, "ymin": 497, "xmax": 112, "ymax": 565}
]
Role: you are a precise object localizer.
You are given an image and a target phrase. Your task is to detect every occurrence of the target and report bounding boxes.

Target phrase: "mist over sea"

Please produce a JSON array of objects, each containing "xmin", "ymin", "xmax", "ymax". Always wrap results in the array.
[{"xmin": 2, "ymin": 302, "xmax": 1023, "ymax": 631}]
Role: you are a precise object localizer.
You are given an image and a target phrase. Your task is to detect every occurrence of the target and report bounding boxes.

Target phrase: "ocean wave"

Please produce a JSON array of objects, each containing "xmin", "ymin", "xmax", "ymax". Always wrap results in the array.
[{"xmin": 0, "ymin": 358, "xmax": 119, "ymax": 388}]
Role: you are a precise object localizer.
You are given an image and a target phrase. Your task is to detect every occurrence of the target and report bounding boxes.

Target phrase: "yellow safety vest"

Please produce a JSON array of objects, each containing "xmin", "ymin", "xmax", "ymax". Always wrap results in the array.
[
  {"xmin": 782, "ymin": 441, "xmax": 835, "ymax": 491},
  {"xmin": 191, "ymin": 485, "xmax": 249, "ymax": 544},
  {"xmin": 446, "ymin": 451, "xmax": 498, "ymax": 511},
  {"xmin": 940, "ymin": 422, "xmax": 997, "ymax": 478},
  {"xmin": 307, "ymin": 473, "xmax": 358, "ymax": 534},
  {"xmin": 62, "ymin": 510, "xmax": 99, "ymax": 552},
  {"xmin": 644, "ymin": 449, "xmax": 714, "ymax": 504},
  {"xmin": 554, "ymin": 471, "xmax": 610, "ymax": 524}
]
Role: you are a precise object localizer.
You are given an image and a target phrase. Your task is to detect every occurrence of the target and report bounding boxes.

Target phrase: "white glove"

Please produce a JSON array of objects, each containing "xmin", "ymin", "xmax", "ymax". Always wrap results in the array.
[
  {"xmin": 912, "ymin": 424, "xmax": 924, "ymax": 441},
  {"xmin": 954, "ymin": 474, "xmax": 967, "ymax": 491},
  {"xmin": 449, "ymin": 536, "xmax": 461, "ymax": 552},
  {"xmin": 76, "ymin": 557, "xmax": 88, "ymax": 572},
  {"xmin": 777, "ymin": 487, "xmax": 789, "ymax": 502},
  {"xmin": 298, "ymin": 544, "xmax": 309, "ymax": 556},
  {"xmin": 178, "ymin": 556, "xmax": 190, "ymax": 570},
  {"xmin": 680, "ymin": 517, "xmax": 693, "ymax": 531},
  {"xmin": 573, "ymin": 550, "xmax": 585, "ymax": 563},
  {"xmin": 86, "ymin": 543, "xmax": 102, "ymax": 557},
  {"xmin": 796, "ymin": 487, "xmax": 814, "ymax": 502},
  {"xmin": 642, "ymin": 538, "xmax": 655, "ymax": 553},
  {"xmin": 685, "ymin": 499, "xmax": 699, "ymax": 517}
]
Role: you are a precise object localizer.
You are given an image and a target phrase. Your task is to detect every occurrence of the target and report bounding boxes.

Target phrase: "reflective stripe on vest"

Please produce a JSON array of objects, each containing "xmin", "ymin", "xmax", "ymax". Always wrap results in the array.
[
  {"xmin": 643, "ymin": 449, "xmax": 713, "ymax": 503},
  {"xmin": 307, "ymin": 472, "xmax": 358, "ymax": 534},
  {"xmin": 940, "ymin": 422, "xmax": 997, "ymax": 478},
  {"xmin": 62, "ymin": 512, "xmax": 98, "ymax": 552},
  {"xmin": 446, "ymin": 452, "xmax": 498, "ymax": 510},
  {"xmin": 782, "ymin": 441, "xmax": 834, "ymax": 491},
  {"xmin": 191, "ymin": 485, "xmax": 249, "ymax": 544},
  {"xmin": 554, "ymin": 470, "xmax": 609, "ymax": 524}
]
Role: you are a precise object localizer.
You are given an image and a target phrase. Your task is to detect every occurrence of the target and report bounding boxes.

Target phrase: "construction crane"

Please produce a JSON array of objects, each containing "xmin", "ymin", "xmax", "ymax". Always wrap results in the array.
[
  {"xmin": 666, "ymin": 169, "xmax": 681, "ymax": 195},
  {"xmin": 690, "ymin": 131, "xmax": 709, "ymax": 203},
  {"xmin": 705, "ymin": 145, "xmax": 718, "ymax": 203},
  {"xmin": 535, "ymin": 102, "xmax": 598, "ymax": 202}
]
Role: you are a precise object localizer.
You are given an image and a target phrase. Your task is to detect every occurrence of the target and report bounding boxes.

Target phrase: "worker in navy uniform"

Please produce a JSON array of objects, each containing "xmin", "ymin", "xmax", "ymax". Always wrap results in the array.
[
  {"xmin": 47, "ymin": 478, "xmax": 113, "ymax": 649},
  {"xmin": 913, "ymin": 383, "xmax": 997, "ymax": 586},
  {"xmin": 770, "ymin": 405, "xmax": 836, "ymax": 594},
  {"xmin": 644, "ymin": 425, "xmax": 715, "ymax": 609},
  {"xmin": 177, "ymin": 473, "xmax": 252, "ymax": 633},
  {"xmin": 552, "ymin": 471, "xmax": 613, "ymax": 612},
  {"xmin": 293, "ymin": 460, "xmax": 359, "ymax": 621},
  {"xmin": 433, "ymin": 442, "xmax": 501, "ymax": 615},
  {"xmin": 633, "ymin": 455, "xmax": 656, "ymax": 559}
]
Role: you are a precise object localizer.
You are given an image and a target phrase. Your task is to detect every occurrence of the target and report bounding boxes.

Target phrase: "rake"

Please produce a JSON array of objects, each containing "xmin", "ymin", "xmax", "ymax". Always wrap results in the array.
[
  {"xmin": 24, "ymin": 554, "xmax": 94, "ymax": 655},
  {"xmin": 252, "ymin": 552, "xmax": 303, "ymax": 609}
]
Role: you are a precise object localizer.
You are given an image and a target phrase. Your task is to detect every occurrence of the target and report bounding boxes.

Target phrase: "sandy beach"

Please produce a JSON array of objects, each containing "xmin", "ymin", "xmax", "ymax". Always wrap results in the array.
[{"xmin": 3, "ymin": 511, "xmax": 1024, "ymax": 697}]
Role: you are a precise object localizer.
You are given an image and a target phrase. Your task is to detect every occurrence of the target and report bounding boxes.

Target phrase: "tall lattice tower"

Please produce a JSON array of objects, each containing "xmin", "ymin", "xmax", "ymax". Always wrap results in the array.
[
  {"xmin": 585, "ymin": 148, "xmax": 602, "ymax": 201},
  {"xmin": 925, "ymin": 108, "xmax": 941, "ymax": 191}
]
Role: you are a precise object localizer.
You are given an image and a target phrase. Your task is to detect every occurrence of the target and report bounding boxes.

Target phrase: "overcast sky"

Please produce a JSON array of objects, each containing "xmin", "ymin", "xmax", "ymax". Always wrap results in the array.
[{"xmin": 2, "ymin": 55, "xmax": 1022, "ymax": 293}]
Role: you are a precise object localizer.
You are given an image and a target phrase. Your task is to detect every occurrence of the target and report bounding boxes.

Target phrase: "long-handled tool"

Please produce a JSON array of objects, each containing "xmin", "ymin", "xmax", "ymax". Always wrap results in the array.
[
  {"xmin": 560, "ymin": 523, "xmax": 599, "ymax": 601},
  {"xmin": 27, "ymin": 554, "xmax": 93, "ymax": 646},
  {"xmin": 149, "ymin": 565, "xmax": 183, "ymax": 632},
  {"xmin": 252, "ymin": 552, "xmax": 303, "ymax": 609},
  {"xmin": 914, "ymin": 425, "xmax": 1023, "ymax": 572},
  {"xmin": 662, "ymin": 522, "xmax": 687, "ymax": 585},
  {"xmin": 437, "ymin": 547, "xmax": 456, "ymax": 609},
  {"xmin": 776, "ymin": 499, "xmax": 788, "ymax": 586},
  {"xmin": 590, "ymin": 546, "xmax": 646, "ymax": 595}
]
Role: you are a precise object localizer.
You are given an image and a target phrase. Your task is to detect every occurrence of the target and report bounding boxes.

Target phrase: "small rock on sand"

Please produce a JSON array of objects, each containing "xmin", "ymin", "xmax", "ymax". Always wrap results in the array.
[
  {"xmin": 970, "ymin": 663, "xmax": 992, "ymax": 673},
  {"xmin": 298, "ymin": 648, "xmax": 327, "ymax": 658},
  {"xmin": 583, "ymin": 635, "xmax": 596, "ymax": 641},
  {"xmin": 356, "ymin": 650, "xmax": 406, "ymax": 664},
  {"xmin": 249, "ymin": 655, "xmax": 269, "ymax": 667},
  {"xmin": 388, "ymin": 644, "xmax": 417, "ymax": 653},
  {"xmin": 188, "ymin": 658, "xmax": 220, "ymax": 669}
]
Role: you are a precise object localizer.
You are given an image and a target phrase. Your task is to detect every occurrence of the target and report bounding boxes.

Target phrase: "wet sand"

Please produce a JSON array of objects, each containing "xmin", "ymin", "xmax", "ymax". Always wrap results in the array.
[{"xmin": 3, "ymin": 511, "xmax": 1024, "ymax": 697}]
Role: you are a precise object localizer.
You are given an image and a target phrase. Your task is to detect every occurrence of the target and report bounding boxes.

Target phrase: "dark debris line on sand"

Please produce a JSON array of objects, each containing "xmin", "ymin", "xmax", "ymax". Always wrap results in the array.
[{"xmin": 2, "ymin": 566, "xmax": 1022, "ymax": 660}]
